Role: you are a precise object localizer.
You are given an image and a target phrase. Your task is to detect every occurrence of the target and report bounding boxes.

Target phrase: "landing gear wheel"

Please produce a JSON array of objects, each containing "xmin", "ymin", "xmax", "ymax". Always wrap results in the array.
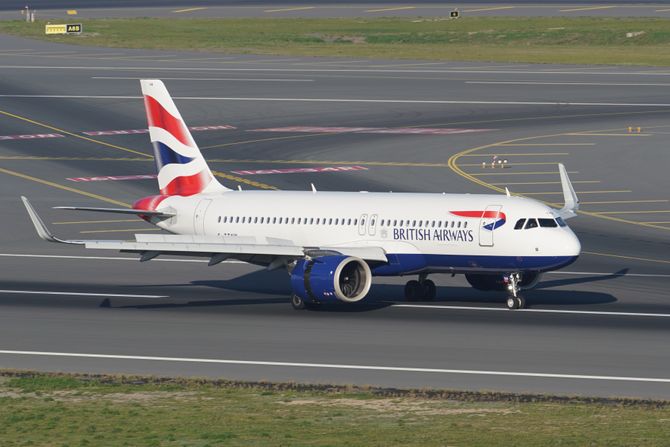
[
  {"xmin": 516, "ymin": 295, "xmax": 526, "ymax": 309},
  {"xmin": 422, "ymin": 280, "xmax": 436, "ymax": 301},
  {"xmin": 290, "ymin": 294, "xmax": 306, "ymax": 310},
  {"xmin": 506, "ymin": 295, "xmax": 526, "ymax": 310},
  {"xmin": 404, "ymin": 280, "xmax": 422, "ymax": 301}
]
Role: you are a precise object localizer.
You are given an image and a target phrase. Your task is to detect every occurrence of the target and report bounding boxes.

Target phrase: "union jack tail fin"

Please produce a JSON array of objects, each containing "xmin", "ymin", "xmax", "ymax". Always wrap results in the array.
[{"xmin": 140, "ymin": 79, "xmax": 229, "ymax": 196}]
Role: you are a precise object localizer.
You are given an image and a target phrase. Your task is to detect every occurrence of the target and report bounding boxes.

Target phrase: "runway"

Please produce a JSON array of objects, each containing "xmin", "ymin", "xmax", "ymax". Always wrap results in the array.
[
  {"xmin": 2, "ymin": 1, "xmax": 670, "ymax": 19},
  {"xmin": 0, "ymin": 34, "xmax": 668, "ymax": 399}
]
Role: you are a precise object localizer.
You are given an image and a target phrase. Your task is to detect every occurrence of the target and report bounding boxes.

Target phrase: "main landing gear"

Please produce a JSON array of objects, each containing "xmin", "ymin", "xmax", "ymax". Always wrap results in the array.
[
  {"xmin": 505, "ymin": 272, "xmax": 526, "ymax": 310},
  {"xmin": 404, "ymin": 274, "xmax": 436, "ymax": 301}
]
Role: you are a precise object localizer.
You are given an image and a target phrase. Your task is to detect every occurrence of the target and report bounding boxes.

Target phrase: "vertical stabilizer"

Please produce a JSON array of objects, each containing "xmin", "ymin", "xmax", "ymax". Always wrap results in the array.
[{"xmin": 140, "ymin": 79, "xmax": 228, "ymax": 195}]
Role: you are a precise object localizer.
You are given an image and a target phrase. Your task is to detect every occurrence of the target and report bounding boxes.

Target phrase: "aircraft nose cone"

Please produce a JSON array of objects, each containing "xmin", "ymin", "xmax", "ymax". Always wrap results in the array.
[{"xmin": 566, "ymin": 229, "xmax": 581, "ymax": 257}]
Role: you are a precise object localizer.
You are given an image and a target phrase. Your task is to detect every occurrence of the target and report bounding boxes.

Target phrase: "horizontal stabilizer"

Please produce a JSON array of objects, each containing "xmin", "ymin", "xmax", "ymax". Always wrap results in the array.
[{"xmin": 54, "ymin": 206, "xmax": 174, "ymax": 218}]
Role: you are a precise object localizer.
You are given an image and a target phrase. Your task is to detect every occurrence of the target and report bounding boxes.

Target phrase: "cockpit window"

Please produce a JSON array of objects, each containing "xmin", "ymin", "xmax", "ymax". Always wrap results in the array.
[
  {"xmin": 538, "ymin": 218, "xmax": 558, "ymax": 228},
  {"xmin": 514, "ymin": 219, "xmax": 526, "ymax": 230},
  {"xmin": 556, "ymin": 217, "xmax": 567, "ymax": 227},
  {"xmin": 524, "ymin": 218, "xmax": 538, "ymax": 229}
]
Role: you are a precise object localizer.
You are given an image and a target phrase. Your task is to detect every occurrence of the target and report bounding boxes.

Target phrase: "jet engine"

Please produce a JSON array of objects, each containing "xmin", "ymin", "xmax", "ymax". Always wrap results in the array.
[
  {"xmin": 290, "ymin": 256, "xmax": 372, "ymax": 304},
  {"xmin": 465, "ymin": 272, "xmax": 542, "ymax": 291}
]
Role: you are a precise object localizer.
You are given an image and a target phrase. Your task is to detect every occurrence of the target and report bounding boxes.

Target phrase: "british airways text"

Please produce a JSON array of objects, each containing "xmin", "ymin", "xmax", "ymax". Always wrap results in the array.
[{"xmin": 393, "ymin": 228, "xmax": 474, "ymax": 242}]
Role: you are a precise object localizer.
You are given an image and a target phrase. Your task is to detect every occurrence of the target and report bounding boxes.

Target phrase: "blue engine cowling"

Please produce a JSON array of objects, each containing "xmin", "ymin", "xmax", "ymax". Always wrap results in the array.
[{"xmin": 290, "ymin": 256, "xmax": 372, "ymax": 304}]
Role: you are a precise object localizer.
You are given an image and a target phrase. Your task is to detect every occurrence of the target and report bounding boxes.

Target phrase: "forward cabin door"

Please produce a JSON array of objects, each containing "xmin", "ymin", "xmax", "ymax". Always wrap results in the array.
[
  {"xmin": 479, "ymin": 205, "xmax": 502, "ymax": 247},
  {"xmin": 368, "ymin": 214, "xmax": 378, "ymax": 236},
  {"xmin": 193, "ymin": 199, "xmax": 213, "ymax": 235}
]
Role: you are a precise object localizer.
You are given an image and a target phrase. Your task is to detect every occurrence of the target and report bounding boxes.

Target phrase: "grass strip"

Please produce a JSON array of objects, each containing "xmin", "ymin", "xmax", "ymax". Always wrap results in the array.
[
  {"xmin": 1, "ymin": 17, "xmax": 670, "ymax": 65},
  {"xmin": 0, "ymin": 370, "xmax": 669, "ymax": 446}
]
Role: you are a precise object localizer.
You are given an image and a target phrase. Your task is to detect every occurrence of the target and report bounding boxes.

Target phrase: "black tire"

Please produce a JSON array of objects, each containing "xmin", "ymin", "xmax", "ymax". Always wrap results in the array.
[
  {"xmin": 290, "ymin": 294, "xmax": 306, "ymax": 310},
  {"xmin": 422, "ymin": 280, "xmax": 436, "ymax": 301},
  {"xmin": 404, "ymin": 280, "xmax": 422, "ymax": 301},
  {"xmin": 506, "ymin": 296, "xmax": 518, "ymax": 310},
  {"xmin": 516, "ymin": 295, "xmax": 526, "ymax": 309}
]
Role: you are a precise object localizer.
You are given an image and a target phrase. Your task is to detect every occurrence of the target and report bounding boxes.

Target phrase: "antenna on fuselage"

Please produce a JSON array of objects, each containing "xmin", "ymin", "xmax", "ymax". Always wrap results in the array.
[
  {"xmin": 505, "ymin": 187, "xmax": 511, "ymax": 197},
  {"xmin": 238, "ymin": 185, "xmax": 242, "ymax": 191},
  {"xmin": 310, "ymin": 183, "xmax": 317, "ymax": 193}
]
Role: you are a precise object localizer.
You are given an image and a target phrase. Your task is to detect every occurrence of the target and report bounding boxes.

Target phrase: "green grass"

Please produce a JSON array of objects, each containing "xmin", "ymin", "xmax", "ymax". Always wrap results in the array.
[
  {"xmin": 1, "ymin": 17, "xmax": 670, "ymax": 65},
  {"xmin": 0, "ymin": 372, "xmax": 669, "ymax": 446}
]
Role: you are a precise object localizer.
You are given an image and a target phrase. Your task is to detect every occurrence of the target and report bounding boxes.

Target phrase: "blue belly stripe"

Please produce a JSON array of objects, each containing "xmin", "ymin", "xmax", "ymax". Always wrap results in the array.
[{"xmin": 372, "ymin": 254, "xmax": 578, "ymax": 276}]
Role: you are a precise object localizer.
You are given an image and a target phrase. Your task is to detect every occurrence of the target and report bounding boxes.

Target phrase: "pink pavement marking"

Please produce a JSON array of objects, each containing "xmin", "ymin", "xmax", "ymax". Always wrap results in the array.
[{"xmin": 249, "ymin": 126, "xmax": 496, "ymax": 135}]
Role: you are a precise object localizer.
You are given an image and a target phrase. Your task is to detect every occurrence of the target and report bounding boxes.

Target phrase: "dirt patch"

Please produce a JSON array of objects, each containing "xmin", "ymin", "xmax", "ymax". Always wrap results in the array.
[
  {"xmin": 0, "ymin": 390, "xmax": 201, "ymax": 403},
  {"xmin": 283, "ymin": 398, "xmax": 518, "ymax": 416},
  {"xmin": 306, "ymin": 33, "xmax": 366, "ymax": 44}
]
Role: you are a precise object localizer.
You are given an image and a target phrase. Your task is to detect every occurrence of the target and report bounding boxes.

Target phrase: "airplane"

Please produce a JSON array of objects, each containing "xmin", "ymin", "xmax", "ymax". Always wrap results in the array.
[{"xmin": 21, "ymin": 79, "xmax": 581, "ymax": 311}]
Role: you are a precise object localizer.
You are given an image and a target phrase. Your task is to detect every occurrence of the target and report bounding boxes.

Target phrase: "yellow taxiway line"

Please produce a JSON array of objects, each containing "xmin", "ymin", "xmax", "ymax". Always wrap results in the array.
[
  {"xmin": 522, "ymin": 190, "xmax": 632, "ymax": 195},
  {"xmin": 597, "ymin": 210, "xmax": 670, "ymax": 215},
  {"xmin": 80, "ymin": 228, "xmax": 163, "ymax": 234},
  {"xmin": 0, "ymin": 167, "xmax": 130, "ymax": 208},
  {"xmin": 53, "ymin": 219, "xmax": 139, "ymax": 225},
  {"xmin": 579, "ymin": 200, "xmax": 669, "ymax": 205},
  {"xmin": 461, "ymin": 153, "xmax": 570, "ymax": 157},
  {"xmin": 490, "ymin": 180, "xmax": 600, "ymax": 186},
  {"xmin": 583, "ymin": 251, "xmax": 670, "ymax": 265}
]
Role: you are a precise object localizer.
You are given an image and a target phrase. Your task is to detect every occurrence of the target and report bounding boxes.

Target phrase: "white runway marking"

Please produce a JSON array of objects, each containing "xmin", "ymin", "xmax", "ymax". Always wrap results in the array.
[
  {"xmin": 467, "ymin": 81, "xmax": 670, "ymax": 87},
  {"xmin": 1, "ymin": 94, "xmax": 670, "ymax": 108},
  {"xmin": 0, "ymin": 349, "xmax": 668, "ymax": 383},
  {"xmin": 0, "ymin": 253, "xmax": 207, "ymax": 263},
  {"xmin": 547, "ymin": 271, "xmax": 670, "ymax": 278},
  {"xmin": 393, "ymin": 304, "xmax": 670, "ymax": 318},
  {"xmin": 0, "ymin": 289, "xmax": 166, "ymax": 298},
  {"xmin": 0, "ymin": 253, "xmax": 242, "ymax": 264},
  {"xmin": 92, "ymin": 76, "xmax": 314, "ymax": 82},
  {"xmin": 3, "ymin": 65, "xmax": 670, "ymax": 76}
]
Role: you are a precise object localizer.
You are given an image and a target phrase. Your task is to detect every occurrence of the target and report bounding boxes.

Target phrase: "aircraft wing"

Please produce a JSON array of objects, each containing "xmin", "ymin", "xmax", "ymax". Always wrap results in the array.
[{"xmin": 21, "ymin": 197, "xmax": 388, "ymax": 265}]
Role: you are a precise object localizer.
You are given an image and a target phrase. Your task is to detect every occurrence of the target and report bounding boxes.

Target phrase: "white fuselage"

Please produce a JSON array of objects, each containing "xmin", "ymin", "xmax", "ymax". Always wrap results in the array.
[{"xmin": 151, "ymin": 190, "xmax": 581, "ymax": 275}]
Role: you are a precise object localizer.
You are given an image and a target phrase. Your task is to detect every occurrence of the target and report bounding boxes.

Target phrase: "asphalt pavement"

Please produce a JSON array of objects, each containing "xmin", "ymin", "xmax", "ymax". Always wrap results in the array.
[
  {"xmin": 2, "ymin": 1, "xmax": 670, "ymax": 19},
  {"xmin": 0, "ymin": 34, "xmax": 668, "ymax": 398}
]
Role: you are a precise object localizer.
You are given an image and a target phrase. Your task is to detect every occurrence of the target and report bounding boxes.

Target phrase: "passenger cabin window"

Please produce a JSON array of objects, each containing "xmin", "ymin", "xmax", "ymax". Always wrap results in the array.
[
  {"xmin": 538, "ymin": 218, "xmax": 558, "ymax": 228},
  {"xmin": 514, "ymin": 219, "xmax": 526, "ymax": 230},
  {"xmin": 525, "ymin": 219, "xmax": 539, "ymax": 230}
]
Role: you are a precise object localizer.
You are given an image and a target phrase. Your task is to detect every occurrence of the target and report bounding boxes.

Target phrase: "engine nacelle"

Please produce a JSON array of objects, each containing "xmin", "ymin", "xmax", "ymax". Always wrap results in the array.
[
  {"xmin": 465, "ymin": 272, "xmax": 542, "ymax": 291},
  {"xmin": 290, "ymin": 256, "xmax": 372, "ymax": 304}
]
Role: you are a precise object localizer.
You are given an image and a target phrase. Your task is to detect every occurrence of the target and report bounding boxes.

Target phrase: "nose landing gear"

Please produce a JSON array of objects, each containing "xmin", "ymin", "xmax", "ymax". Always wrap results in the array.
[
  {"xmin": 504, "ymin": 272, "xmax": 526, "ymax": 310},
  {"xmin": 404, "ymin": 274, "xmax": 436, "ymax": 301}
]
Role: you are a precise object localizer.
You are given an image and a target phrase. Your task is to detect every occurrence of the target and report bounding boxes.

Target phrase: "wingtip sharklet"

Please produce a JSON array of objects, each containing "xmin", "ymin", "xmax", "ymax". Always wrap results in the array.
[
  {"xmin": 21, "ymin": 196, "xmax": 83, "ymax": 245},
  {"xmin": 557, "ymin": 163, "xmax": 579, "ymax": 219}
]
